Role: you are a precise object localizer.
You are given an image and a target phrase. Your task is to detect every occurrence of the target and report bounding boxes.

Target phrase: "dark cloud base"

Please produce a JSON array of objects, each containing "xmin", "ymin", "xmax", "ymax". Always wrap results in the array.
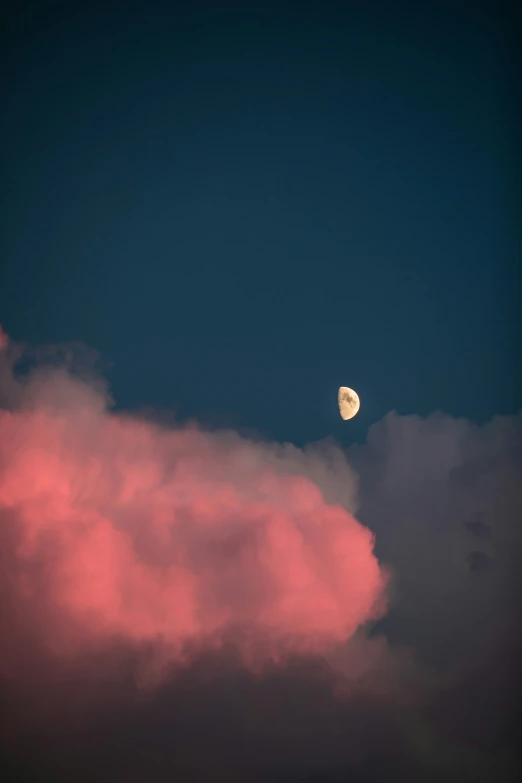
[{"xmin": 2, "ymin": 653, "xmax": 519, "ymax": 783}]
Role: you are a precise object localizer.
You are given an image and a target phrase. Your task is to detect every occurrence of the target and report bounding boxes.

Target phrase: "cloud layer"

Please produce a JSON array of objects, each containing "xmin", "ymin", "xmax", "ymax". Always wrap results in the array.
[{"xmin": 1, "ymin": 331, "xmax": 520, "ymax": 781}]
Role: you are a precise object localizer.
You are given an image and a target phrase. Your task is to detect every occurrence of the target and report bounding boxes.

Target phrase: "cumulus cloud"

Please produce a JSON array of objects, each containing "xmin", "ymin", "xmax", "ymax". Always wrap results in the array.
[
  {"xmin": 348, "ymin": 410, "xmax": 521, "ymax": 779},
  {"xmin": 0, "ymin": 330, "xmax": 520, "ymax": 782},
  {"xmin": 349, "ymin": 410, "xmax": 522, "ymax": 670},
  {"xmin": 0, "ymin": 331, "xmax": 385, "ymax": 684}
]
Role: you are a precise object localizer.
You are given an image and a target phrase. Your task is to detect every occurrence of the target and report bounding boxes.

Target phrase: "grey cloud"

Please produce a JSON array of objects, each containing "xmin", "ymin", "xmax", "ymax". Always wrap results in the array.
[{"xmin": 347, "ymin": 410, "xmax": 522, "ymax": 667}]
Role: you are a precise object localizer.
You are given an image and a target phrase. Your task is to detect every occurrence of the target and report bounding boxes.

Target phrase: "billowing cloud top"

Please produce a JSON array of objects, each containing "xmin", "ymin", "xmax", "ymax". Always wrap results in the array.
[{"xmin": 0, "ymin": 333, "xmax": 386, "ymax": 676}]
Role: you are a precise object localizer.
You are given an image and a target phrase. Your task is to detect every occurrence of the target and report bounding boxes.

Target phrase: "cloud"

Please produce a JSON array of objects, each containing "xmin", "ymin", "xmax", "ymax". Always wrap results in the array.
[
  {"xmin": 0, "ymin": 330, "xmax": 385, "ymax": 683},
  {"xmin": 0, "ymin": 330, "xmax": 520, "ymax": 782},
  {"xmin": 348, "ymin": 410, "xmax": 522, "ymax": 671},
  {"xmin": 347, "ymin": 410, "xmax": 521, "ymax": 779}
]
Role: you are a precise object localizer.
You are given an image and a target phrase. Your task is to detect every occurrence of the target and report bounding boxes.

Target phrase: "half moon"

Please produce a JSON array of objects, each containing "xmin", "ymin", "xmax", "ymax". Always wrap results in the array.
[{"xmin": 338, "ymin": 387, "xmax": 360, "ymax": 420}]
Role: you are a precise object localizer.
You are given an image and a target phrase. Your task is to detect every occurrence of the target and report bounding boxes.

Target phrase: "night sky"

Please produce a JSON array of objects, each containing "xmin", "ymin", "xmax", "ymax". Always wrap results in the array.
[{"xmin": 1, "ymin": 1, "xmax": 521, "ymax": 782}]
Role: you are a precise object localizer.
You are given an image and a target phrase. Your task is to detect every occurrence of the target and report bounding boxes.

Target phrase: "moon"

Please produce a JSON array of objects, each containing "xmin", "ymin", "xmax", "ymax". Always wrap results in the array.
[{"xmin": 338, "ymin": 387, "xmax": 360, "ymax": 420}]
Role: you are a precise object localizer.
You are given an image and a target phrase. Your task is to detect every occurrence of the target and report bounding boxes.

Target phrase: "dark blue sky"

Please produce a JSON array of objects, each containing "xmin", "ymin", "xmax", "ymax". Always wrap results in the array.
[{"xmin": 2, "ymin": 0, "xmax": 520, "ymax": 444}]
